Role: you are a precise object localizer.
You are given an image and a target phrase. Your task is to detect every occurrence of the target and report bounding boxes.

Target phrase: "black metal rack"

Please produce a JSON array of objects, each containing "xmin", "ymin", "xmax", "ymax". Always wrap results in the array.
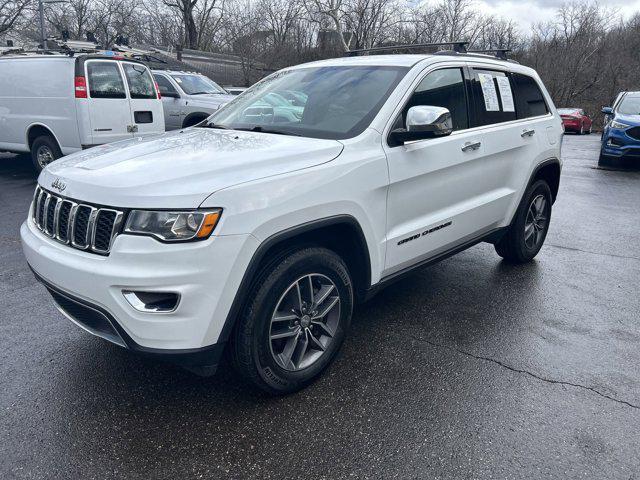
[
  {"xmin": 468, "ymin": 48, "xmax": 512, "ymax": 60},
  {"xmin": 344, "ymin": 42, "xmax": 514, "ymax": 62},
  {"xmin": 345, "ymin": 42, "xmax": 469, "ymax": 56}
]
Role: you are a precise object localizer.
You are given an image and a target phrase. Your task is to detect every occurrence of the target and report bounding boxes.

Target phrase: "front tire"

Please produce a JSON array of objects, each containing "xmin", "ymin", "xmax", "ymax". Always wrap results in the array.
[
  {"xmin": 31, "ymin": 135, "xmax": 62, "ymax": 173},
  {"xmin": 495, "ymin": 180, "xmax": 552, "ymax": 263},
  {"xmin": 231, "ymin": 247, "xmax": 353, "ymax": 395}
]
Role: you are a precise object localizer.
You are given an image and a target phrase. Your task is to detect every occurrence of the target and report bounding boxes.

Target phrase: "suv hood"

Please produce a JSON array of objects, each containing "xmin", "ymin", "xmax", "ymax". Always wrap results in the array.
[
  {"xmin": 614, "ymin": 113, "xmax": 640, "ymax": 126},
  {"xmin": 40, "ymin": 128, "xmax": 344, "ymax": 208}
]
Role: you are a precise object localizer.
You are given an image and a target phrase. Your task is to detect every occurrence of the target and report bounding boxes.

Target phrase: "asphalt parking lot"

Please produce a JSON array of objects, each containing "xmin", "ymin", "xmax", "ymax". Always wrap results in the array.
[{"xmin": 1, "ymin": 134, "xmax": 639, "ymax": 479}]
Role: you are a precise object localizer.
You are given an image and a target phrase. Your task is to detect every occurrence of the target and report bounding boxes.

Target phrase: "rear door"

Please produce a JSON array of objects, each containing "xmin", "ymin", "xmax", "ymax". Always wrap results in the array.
[
  {"xmin": 121, "ymin": 61, "xmax": 165, "ymax": 136},
  {"xmin": 85, "ymin": 59, "xmax": 133, "ymax": 144},
  {"xmin": 467, "ymin": 66, "xmax": 551, "ymax": 226}
]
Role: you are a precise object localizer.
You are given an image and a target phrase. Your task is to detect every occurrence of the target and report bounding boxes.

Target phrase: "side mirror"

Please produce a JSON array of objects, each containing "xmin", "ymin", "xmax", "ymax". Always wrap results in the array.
[
  {"xmin": 601, "ymin": 107, "xmax": 613, "ymax": 115},
  {"xmin": 390, "ymin": 106, "xmax": 453, "ymax": 146},
  {"xmin": 161, "ymin": 90, "xmax": 180, "ymax": 98}
]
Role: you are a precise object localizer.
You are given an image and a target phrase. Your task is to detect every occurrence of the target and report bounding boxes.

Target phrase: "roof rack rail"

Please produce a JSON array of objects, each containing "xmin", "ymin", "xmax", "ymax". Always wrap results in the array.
[
  {"xmin": 468, "ymin": 48, "xmax": 511, "ymax": 60},
  {"xmin": 345, "ymin": 41, "xmax": 469, "ymax": 57}
]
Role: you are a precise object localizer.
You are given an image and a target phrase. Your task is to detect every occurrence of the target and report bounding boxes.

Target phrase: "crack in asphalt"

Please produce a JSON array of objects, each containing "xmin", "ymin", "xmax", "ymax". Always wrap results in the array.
[
  {"xmin": 545, "ymin": 243, "xmax": 640, "ymax": 262},
  {"xmin": 411, "ymin": 335, "xmax": 640, "ymax": 410}
]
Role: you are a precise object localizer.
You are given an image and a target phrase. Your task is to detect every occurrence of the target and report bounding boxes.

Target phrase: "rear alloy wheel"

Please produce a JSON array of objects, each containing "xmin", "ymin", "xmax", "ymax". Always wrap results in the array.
[
  {"xmin": 31, "ymin": 135, "xmax": 62, "ymax": 173},
  {"xmin": 494, "ymin": 180, "xmax": 552, "ymax": 263},
  {"xmin": 232, "ymin": 247, "xmax": 353, "ymax": 394}
]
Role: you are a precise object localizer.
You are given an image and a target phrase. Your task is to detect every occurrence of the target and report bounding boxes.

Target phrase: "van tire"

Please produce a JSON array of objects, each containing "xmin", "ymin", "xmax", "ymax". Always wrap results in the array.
[
  {"xmin": 31, "ymin": 135, "xmax": 62, "ymax": 173},
  {"xmin": 231, "ymin": 247, "xmax": 353, "ymax": 395},
  {"xmin": 494, "ymin": 180, "xmax": 552, "ymax": 263}
]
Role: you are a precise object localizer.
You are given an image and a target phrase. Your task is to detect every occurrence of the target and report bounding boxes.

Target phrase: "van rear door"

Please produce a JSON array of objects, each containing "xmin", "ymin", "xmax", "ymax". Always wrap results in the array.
[
  {"xmin": 121, "ymin": 61, "xmax": 165, "ymax": 137},
  {"xmin": 84, "ymin": 59, "xmax": 134, "ymax": 144}
]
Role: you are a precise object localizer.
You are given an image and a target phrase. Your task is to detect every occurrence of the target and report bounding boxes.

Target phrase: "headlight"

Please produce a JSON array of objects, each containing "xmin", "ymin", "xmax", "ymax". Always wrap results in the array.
[
  {"xmin": 124, "ymin": 209, "xmax": 221, "ymax": 242},
  {"xmin": 610, "ymin": 120, "xmax": 630, "ymax": 129}
]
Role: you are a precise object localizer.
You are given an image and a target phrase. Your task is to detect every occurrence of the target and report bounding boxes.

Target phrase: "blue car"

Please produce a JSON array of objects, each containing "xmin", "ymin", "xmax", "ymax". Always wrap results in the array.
[{"xmin": 599, "ymin": 91, "xmax": 640, "ymax": 167}]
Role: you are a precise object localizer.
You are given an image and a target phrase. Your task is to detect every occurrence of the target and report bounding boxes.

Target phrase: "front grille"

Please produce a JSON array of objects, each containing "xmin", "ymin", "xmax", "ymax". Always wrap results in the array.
[
  {"xmin": 626, "ymin": 127, "xmax": 640, "ymax": 141},
  {"xmin": 31, "ymin": 186, "xmax": 124, "ymax": 255}
]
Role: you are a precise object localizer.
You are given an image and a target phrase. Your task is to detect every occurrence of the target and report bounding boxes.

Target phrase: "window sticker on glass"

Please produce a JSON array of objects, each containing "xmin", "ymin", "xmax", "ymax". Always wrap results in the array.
[
  {"xmin": 496, "ymin": 76, "xmax": 515, "ymax": 112},
  {"xmin": 478, "ymin": 73, "xmax": 500, "ymax": 112}
]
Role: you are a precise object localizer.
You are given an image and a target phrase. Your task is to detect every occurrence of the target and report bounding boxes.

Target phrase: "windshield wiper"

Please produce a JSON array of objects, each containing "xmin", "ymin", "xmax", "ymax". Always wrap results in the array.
[
  {"xmin": 190, "ymin": 91, "xmax": 214, "ymax": 95},
  {"xmin": 235, "ymin": 125, "xmax": 302, "ymax": 136}
]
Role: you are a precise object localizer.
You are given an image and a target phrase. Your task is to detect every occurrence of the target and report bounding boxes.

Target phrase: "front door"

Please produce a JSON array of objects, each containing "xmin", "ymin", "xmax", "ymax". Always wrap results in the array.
[
  {"xmin": 154, "ymin": 73, "xmax": 184, "ymax": 130},
  {"xmin": 85, "ymin": 60, "xmax": 133, "ymax": 144}
]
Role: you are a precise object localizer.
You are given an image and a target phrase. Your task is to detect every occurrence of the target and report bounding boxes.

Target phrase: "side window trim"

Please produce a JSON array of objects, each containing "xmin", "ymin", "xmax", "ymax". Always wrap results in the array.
[{"xmin": 385, "ymin": 64, "xmax": 471, "ymax": 147}]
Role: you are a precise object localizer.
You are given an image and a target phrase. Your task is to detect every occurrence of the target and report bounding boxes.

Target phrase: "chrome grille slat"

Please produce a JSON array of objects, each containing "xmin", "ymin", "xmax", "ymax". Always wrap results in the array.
[{"xmin": 30, "ymin": 186, "xmax": 124, "ymax": 255}]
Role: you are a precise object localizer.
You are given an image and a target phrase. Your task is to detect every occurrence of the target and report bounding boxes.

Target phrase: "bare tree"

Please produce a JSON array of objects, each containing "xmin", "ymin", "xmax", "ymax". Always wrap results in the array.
[
  {"xmin": 1, "ymin": 0, "xmax": 31, "ymax": 36},
  {"xmin": 306, "ymin": 0, "xmax": 351, "ymax": 51}
]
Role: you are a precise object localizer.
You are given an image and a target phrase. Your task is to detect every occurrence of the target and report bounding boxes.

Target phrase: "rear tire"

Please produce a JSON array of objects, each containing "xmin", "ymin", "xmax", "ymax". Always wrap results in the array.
[
  {"xmin": 31, "ymin": 135, "xmax": 62, "ymax": 173},
  {"xmin": 495, "ymin": 180, "xmax": 552, "ymax": 263},
  {"xmin": 231, "ymin": 247, "xmax": 353, "ymax": 395}
]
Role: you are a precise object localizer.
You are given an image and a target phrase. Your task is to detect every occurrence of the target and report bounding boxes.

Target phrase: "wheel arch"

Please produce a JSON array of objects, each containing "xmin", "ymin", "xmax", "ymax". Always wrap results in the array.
[
  {"xmin": 182, "ymin": 112, "xmax": 210, "ymax": 128},
  {"xmin": 218, "ymin": 215, "xmax": 372, "ymax": 344},
  {"xmin": 531, "ymin": 158, "xmax": 561, "ymax": 203},
  {"xmin": 26, "ymin": 123, "xmax": 62, "ymax": 152}
]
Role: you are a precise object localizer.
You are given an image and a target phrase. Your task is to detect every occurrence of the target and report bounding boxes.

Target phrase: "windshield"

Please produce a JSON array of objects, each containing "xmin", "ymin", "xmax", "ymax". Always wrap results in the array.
[
  {"xmin": 171, "ymin": 74, "xmax": 227, "ymax": 95},
  {"xmin": 206, "ymin": 65, "xmax": 409, "ymax": 140},
  {"xmin": 617, "ymin": 96, "xmax": 640, "ymax": 115},
  {"xmin": 558, "ymin": 108, "xmax": 579, "ymax": 115}
]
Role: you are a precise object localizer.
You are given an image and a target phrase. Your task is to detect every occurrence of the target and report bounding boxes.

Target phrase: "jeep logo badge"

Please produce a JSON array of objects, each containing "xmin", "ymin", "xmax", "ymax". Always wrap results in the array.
[{"xmin": 51, "ymin": 179, "xmax": 66, "ymax": 193}]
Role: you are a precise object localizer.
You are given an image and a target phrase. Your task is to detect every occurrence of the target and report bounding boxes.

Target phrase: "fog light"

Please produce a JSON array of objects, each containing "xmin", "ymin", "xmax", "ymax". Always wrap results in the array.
[
  {"xmin": 607, "ymin": 138, "xmax": 622, "ymax": 147},
  {"xmin": 123, "ymin": 290, "xmax": 180, "ymax": 313}
]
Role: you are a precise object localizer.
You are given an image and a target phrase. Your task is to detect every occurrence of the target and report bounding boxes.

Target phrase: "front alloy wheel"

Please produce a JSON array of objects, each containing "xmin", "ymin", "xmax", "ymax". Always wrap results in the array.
[
  {"xmin": 269, "ymin": 274, "xmax": 341, "ymax": 371},
  {"xmin": 232, "ymin": 247, "xmax": 353, "ymax": 394}
]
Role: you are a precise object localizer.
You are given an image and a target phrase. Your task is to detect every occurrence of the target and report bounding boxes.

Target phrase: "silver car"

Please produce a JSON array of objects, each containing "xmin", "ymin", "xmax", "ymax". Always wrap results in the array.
[{"xmin": 152, "ymin": 70, "xmax": 235, "ymax": 130}]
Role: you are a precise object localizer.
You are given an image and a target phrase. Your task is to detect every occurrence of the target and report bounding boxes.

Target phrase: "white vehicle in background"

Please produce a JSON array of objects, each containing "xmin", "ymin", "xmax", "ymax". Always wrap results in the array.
[
  {"xmin": 21, "ymin": 44, "xmax": 563, "ymax": 395},
  {"xmin": 0, "ymin": 53, "xmax": 164, "ymax": 172},
  {"xmin": 152, "ymin": 70, "xmax": 235, "ymax": 130}
]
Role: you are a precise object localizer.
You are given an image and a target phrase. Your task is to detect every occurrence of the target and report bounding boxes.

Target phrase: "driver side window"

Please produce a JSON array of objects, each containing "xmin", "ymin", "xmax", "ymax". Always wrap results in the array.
[{"xmin": 399, "ymin": 68, "xmax": 469, "ymax": 131}]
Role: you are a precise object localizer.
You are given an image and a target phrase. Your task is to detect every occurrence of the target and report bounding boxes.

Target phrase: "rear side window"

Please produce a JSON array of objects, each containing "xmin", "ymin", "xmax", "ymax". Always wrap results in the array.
[
  {"xmin": 402, "ymin": 68, "xmax": 469, "ymax": 131},
  {"xmin": 511, "ymin": 73, "xmax": 549, "ymax": 118},
  {"xmin": 470, "ymin": 69, "xmax": 516, "ymax": 126},
  {"xmin": 123, "ymin": 63, "xmax": 156, "ymax": 99},
  {"xmin": 87, "ymin": 62, "xmax": 126, "ymax": 99}
]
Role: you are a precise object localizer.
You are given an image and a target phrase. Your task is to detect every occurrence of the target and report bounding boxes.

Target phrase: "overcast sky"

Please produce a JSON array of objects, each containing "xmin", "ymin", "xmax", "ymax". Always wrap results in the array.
[{"xmin": 429, "ymin": 0, "xmax": 640, "ymax": 31}]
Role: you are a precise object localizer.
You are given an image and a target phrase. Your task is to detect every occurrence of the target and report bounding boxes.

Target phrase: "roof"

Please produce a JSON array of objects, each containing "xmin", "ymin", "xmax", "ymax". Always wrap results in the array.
[{"xmin": 286, "ymin": 52, "xmax": 532, "ymax": 73}]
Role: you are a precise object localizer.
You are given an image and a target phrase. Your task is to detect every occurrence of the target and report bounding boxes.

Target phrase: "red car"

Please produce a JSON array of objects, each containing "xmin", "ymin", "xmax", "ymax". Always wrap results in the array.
[{"xmin": 558, "ymin": 108, "xmax": 593, "ymax": 134}]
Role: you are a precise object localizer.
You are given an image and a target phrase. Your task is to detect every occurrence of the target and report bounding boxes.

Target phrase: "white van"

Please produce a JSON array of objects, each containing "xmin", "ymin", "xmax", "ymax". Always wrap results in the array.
[{"xmin": 0, "ymin": 53, "xmax": 164, "ymax": 172}]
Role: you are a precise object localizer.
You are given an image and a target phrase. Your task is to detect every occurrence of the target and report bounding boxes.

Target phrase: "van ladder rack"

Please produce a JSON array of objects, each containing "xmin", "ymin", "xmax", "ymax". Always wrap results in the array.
[
  {"xmin": 345, "ymin": 41, "xmax": 469, "ymax": 56},
  {"xmin": 468, "ymin": 48, "xmax": 511, "ymax": 60}
]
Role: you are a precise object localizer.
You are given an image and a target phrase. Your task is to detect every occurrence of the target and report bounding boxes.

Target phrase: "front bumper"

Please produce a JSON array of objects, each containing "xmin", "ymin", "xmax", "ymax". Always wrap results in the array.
[
  {"xmin": 601, "ymin": 128, "xmax": 640, "ymax": 160},
  {"xmin": 21, "ymin": 219, "xmax": 258, "ymax": 352}
]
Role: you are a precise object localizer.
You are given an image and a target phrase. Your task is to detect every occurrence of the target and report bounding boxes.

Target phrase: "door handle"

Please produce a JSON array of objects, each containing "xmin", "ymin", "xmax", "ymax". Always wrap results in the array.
[
  {"xmin": 521, "ymin": 128, "xmax": 536, "ymax": 138},
  {"xmin": 461, "ymin": 141, "xmax": 481, "ymax": 152}
]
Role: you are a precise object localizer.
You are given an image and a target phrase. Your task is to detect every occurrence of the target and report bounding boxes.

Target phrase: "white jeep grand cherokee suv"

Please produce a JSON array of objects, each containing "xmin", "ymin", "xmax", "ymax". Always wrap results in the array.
[{"xmin": 21, "ymin": 51, "xmax": 562, "ymax": 394}]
